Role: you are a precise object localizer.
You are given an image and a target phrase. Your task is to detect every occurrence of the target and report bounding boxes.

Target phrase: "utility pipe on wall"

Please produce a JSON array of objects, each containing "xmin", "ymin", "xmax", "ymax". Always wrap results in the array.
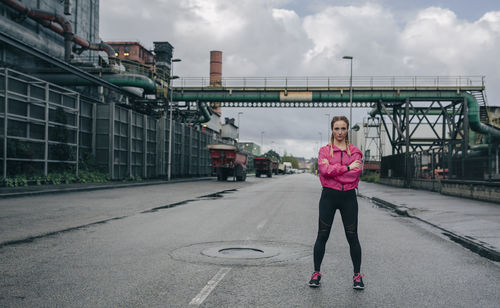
[{"xmin": 1, "ymin": 0, "xmax": 115, "ymax": 60}]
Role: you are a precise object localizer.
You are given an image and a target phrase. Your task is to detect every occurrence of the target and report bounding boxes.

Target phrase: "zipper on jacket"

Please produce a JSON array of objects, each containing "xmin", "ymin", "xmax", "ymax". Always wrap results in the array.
[{"xmin": 341, "ymin": 151, "xmax": 344, "ymax": 191}]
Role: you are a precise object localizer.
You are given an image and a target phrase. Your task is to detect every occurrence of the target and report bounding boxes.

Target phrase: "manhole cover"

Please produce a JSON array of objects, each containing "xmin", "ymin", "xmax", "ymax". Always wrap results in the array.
[
  {"xmin": 170, "ymin": 240, "xmax": 311, "ymax": 266},
  {"xmin": 219, "ymin": 247, "xmax": 264, "ymax": 256},
  {"xmin": 202, "ymin": 245, "xmax": 279, "ymax": 259}
]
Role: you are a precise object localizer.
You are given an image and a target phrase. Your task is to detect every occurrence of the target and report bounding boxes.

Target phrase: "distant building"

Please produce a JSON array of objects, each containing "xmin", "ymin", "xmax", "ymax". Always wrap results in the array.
[
  {"xmin": 221, "ymin": 118, "xmax": 239, "ymax": 142},
  {"xmin": 489, "ymin": 106, "xmax": 500, "ymax": 127},
  {"xmin": 295, "ymin": 157, "xmax": 306, "ymax": 169},
  {"xmin": 203, "ymin": 112, "xmax": 222, "ymax": 140},
  {"xmin": 238, "ymin": 142, "xmax": 261, "ymax": 155},
  {"xmin": 106, "ymin": 41, "xmax": 155, "ymax": 66}
]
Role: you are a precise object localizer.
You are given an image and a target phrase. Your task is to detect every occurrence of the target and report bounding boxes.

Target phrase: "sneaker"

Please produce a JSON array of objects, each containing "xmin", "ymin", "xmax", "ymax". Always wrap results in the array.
[
  {"xmin": 308, "ymin": 272, "xmax": 322, "ymax": 287},
  {"xmin": 353, "ymin": 273, "xmax": 365, "ymax": 290}
]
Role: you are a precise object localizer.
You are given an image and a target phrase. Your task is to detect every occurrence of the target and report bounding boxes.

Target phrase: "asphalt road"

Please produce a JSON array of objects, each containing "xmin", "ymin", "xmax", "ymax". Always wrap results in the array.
[{"xmin": 1, "ymin": 174, "xmax": 499, "ymax": 307}]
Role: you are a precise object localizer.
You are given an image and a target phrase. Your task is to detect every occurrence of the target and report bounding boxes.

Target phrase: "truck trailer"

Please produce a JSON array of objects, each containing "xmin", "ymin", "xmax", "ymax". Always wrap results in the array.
[
  {"xmin": 254, "ymin": 157, "xmax": 279, "ymax": 177},
  {"xmin": 207, "ymin": 144, "xmax": 248, "ymax": 181}
]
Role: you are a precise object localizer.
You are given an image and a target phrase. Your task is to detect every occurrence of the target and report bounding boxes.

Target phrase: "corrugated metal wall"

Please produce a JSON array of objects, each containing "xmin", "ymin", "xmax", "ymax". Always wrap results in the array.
[{"xmin": 1, "ymin": 68, "xmax": 214, "ymax": 180}]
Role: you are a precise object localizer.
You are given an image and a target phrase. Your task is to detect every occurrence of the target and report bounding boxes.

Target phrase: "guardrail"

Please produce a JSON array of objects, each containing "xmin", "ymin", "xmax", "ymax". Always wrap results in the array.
[{"xmin": 173, "ymin": 76, "xmax": 485, "ymax": 89}]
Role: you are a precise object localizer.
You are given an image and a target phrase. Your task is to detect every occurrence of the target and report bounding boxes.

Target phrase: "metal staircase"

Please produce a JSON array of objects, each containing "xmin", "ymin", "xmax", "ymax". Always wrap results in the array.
[{"xmin": 470, "ymin": 90, "xmax": 490, "ymax": 124}]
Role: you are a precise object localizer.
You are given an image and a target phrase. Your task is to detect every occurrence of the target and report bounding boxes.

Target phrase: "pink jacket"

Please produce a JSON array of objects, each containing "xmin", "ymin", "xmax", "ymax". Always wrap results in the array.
[{"xmin": 318, "ymin": 143, "xmax": 363, "ymax": 191}]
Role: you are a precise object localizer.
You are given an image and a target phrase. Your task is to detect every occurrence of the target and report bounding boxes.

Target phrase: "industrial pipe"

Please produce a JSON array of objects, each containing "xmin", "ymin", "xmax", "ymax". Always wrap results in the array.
[
  {"xmin": 196, "ymin": 101, "xmax": 211, "ymax": 123},
  {"xmin": 35, "ymin": 73, "xmax": 156, "ymax": 94},
  {"xmin": 1, "ymin": 0, "xmax": 73, "ymax": 60},
  {"xmin": 1, "ymin": 0, "xmax": 115, "ymax": 59},
  {"xmin": 368, "ymin": 92, "xmax": 500, "ymax": 140}
]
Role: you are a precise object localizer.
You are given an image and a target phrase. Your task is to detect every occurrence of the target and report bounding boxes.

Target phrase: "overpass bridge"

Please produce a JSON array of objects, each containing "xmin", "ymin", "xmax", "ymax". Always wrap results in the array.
[
  {"xmin": 172, "ymin": 76, "xmax": 500, "ymax": 183},
  {"xmin": 172, "ymin": 75, "xmax": 499, "ymax": 144}
]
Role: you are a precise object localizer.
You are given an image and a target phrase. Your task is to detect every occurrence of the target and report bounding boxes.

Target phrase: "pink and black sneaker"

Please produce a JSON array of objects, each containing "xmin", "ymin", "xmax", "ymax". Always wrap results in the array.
[
  {"xmin": 353, "ymin": 273, "xmax": 365, "ymax": 290},
  {"xmin": 308, "ymin": 272, "xmax": 322, "ymax": 287}
]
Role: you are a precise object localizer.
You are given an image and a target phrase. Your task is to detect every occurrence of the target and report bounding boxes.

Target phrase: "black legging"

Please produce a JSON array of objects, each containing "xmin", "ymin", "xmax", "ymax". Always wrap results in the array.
[{"xmin": 313, "ymin": 187, "xmax": 362, "ymax": 273}]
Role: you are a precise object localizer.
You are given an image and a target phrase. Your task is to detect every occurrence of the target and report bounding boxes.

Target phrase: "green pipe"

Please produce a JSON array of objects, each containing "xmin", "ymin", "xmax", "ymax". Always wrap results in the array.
[
  {"xmin": 196, "ymin": 101, "xmax": 211, "ymax": 123},
  {"xmin": 367, "ymin": 92, "xmax": 500, "ymax": 140},
  {"xmin": 35, "ymin": 73, "xmax": 157, "ymax": 94},
  {"xmin": 173, "ymin": 89, "xmax": 500, "ymax": 139}
]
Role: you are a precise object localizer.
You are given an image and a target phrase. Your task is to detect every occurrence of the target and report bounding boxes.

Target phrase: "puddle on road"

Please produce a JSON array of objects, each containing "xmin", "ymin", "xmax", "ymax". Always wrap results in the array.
[
  {"xmin": 141, "ymin": 200, "xmax": 196, "ymax": 213},
  {"xmin": 142, "ymin": 189, "xmax": 238, "ymax": 213},
  {"xmin": 198, "ymin": 189, "xmax": 236, "ymax": 200},
  {"xmin": 0, "ymin": 216, "xmax": 127, "ymax": 249},
  {"xmin": 1, "ymin": 189, "xmax": 238, "ymax": 249}
]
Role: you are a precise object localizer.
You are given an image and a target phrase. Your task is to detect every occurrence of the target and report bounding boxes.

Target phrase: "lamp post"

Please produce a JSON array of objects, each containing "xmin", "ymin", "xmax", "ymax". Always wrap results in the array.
[
  {"xmin": 324, "ymin": 113, "xmax": 330, "ymax": 139},
  {"xmin": 343, "ymin": 56, "xmax": 353, "ymax": 139},
  {"xmin": 167, "ymin": 58, "xmax": 181, "ymax": 181},
  {"xmin": 237, "ymin": 111, "xmax": 243, "ymax": 140},
  {"xmin": 261, "ymin": 131, "xmax": 265, "ymax": 154}
]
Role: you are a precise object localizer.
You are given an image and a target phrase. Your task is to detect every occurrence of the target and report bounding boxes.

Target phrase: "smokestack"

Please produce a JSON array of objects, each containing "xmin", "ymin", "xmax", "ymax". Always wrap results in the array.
[
  {"xmin": 154, "ymin": 41, "xmax": 174, "ymax": 76},
  {"xmin": 210, "ymin": 50, "xmax": 222, "ymax": 115}
]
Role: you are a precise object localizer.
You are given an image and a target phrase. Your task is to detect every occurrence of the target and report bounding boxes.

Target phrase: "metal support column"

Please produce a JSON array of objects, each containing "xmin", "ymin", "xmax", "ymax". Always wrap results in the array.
[
  {"xmin": 496, "ymin": 145, "xmax": 499, "ymax": 177},
  {"xmin": 462, "ymin": 98, "xmax": 469, "ymax": 178},
  {"xmin": 405, "ymin": 98, "xmax": 410, "ymax": 187},
  {"xmin": 128, "ymin": 109, "xmax": 132, "ymax": 177},
  {"xmin": 156, "ymin": 116, "xmax": 165, "ymax": 176},
  {"xmin": 44, "ymin": 82, "xmax": 49, "ymax": 176},
  {"xmin": 199, "ymin": 128, "xmax": 202, "ymax": 175},
  {"xmin": 75, "ymin": 94, "xmax": 80, "ymax": 176},
  {"xmin": 143, "ymin": 114, "xmax": 147, "ymax": 178},
  {"xmin": 109, "ymin": 102, "xmax": 115, "ymax": 179},
  {"xmin": 488, "ymin": 140, "xmax": 492, "ymax": 181},
  {"xmin": 180, "ymin": 124, "xmax": 185, "ymax": 176},
  {"xmin": 3, "ymin": 69, "xmax": 8, "ymax": 179},
  {"xmin": 188, "ymin": 126, "xmax": 192, "ymax": 176},
  {"xmin": 91, "ymin": 101, "xmax": 96, "ymax": 157}
]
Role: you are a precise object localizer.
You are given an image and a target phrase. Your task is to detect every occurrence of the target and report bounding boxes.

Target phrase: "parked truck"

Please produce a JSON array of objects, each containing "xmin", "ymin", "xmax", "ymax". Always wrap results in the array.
[
  {"xmin": 254, "ymin": 157, "xmax": 279, "ymax": 177},
  {"xmin": 207, "ymin": 144, "xmax": 247, "ymax": 181},
  {"xmin": 283, "ymin": 162, "xmax": 292, "ymax": 174}
]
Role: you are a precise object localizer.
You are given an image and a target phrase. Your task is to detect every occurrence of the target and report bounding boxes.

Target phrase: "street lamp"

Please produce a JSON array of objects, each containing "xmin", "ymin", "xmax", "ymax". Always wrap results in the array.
[
  {"xmin": 343, "ymin": 56, "xmax": 353, "ymax": 139},
  {"xmin": 167, "ymin": 58, "xmax": 181, "ymax": 181},
  {"xmin": 324, "ymin": 113, "xmax": 330, "ymax": 139},
  {"xmin": 237, "ymin": 112, "xmax": 243, "ymax": 140},
  {"xmin": 261, "ymin": 131, "xmax": 265, "ymax": 154}
]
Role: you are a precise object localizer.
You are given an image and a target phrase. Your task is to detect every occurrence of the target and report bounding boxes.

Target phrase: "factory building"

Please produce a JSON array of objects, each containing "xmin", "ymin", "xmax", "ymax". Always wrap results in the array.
[{"xmin": 0, "ymin": 0, "xmax": 218, "ymax": 180}]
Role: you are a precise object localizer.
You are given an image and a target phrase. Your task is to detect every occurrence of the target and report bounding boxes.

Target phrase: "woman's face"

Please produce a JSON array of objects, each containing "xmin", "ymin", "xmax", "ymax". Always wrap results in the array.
[{"xmin": 332, "ymin": 120, "xmax": 348, "ymax": 142}]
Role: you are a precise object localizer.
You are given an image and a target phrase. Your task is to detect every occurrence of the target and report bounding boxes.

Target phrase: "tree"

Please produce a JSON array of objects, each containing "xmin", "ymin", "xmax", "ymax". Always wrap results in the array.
[
  {"xmin": 264, "ymin": 149, "xmax": 280, "ymax": 162},
  {"xmin": 282, "ymin": 154, "xmax": 299, "ymax": 169}
]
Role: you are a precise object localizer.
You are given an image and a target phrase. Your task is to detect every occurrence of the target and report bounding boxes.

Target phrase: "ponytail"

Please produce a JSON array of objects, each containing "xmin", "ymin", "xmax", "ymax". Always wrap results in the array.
[{"xmin": 345, "ymin": 134, "xmax": 351, "ymax": 156}]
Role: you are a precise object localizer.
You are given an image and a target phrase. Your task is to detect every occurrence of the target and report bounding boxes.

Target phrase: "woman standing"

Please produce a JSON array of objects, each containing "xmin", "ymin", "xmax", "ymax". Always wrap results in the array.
[{"xmin": 308, "ymin": 116, "xmax": 364, "ymax": 289}]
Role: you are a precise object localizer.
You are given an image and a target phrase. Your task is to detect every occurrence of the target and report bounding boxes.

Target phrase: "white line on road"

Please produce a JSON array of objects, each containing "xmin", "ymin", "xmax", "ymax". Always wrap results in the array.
[{"xmin": 189, "ymin": 267, "xmax": 231, "ymax": 306}]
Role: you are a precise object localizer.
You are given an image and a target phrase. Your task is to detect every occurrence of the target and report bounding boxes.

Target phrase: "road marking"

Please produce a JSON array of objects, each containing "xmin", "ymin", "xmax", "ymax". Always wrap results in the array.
[{"xmin": 189, "ymin": 267, "xmax": 231, "ymax": 306}]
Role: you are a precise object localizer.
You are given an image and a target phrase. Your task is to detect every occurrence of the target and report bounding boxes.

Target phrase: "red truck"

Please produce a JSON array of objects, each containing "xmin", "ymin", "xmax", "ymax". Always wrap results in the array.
[
  {"xmin": 207, "ymin": 144, "xmax": 248, "ymax": 181},
  {"xmin": 254, "ymin": 157, "xmax": 279, "ymax": 177}
]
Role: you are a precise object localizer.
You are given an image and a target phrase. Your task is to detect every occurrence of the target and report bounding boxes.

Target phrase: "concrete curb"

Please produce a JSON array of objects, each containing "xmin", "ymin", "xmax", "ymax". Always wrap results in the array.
[
  {"xmin": 0, "ymin": 177, "xmax": 215, "ymax": 199},
  {"xmin": 358, "ymin": 193, "xmax": 500, "ymax": 262}
]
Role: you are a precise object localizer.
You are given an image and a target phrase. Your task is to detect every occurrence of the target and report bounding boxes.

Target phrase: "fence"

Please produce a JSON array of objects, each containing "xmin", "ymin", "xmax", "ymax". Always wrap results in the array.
[
  {"xmin": 0, "ymin": 68, "xmax": 215, "ymax": 180},
  {"xmin": 381, "ymin": 146, "xmax": 500, "ymax": 182},
  {"xmin": 0, "ymin": 69, "xmax": 79, "ymax": 178},
  {"xmin": 95, "ymin": 102, "xmax": 213, "ymax": 180}
]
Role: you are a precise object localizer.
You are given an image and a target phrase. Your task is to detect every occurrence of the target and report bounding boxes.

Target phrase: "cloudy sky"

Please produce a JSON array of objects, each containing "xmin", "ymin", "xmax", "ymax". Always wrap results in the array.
[{"xmin": 100, "ymin": 0, "xmax": 500, "ymax": 159}]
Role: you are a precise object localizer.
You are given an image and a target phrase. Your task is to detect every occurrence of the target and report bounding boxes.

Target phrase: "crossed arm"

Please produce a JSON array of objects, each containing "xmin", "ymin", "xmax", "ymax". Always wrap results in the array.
[{"xmin": 318, "ymin": 150, "xmax": 362, "ymax": 178}]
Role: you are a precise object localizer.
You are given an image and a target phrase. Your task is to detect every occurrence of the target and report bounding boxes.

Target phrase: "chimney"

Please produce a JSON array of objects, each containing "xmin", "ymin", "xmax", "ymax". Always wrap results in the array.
[
  {"xmin": 154, "ymin": 41, "xmax": 174, "ymax": 76},
  {"xmin": 210, "ymin": 50, "xmax": 222, "ymax": 115}
]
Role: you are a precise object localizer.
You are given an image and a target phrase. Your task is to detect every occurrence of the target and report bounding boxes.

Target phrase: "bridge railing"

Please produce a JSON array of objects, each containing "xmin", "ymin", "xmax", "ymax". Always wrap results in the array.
[{"xmin": 173, "ymin": 76, "xmax": 485, "ymax": 89}]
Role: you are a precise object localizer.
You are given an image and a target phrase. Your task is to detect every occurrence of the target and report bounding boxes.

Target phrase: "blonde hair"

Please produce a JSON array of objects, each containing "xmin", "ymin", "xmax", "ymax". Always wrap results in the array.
[{"xmin": 329, "ymin": 116, "xmax": 351, "ymax": 157}]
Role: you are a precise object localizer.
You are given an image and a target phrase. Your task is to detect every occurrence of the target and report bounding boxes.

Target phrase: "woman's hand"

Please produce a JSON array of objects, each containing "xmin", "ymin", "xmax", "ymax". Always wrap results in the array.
[{"xmin": 349, "ymin": 160, "xmax": 362, "ymax": 170}]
